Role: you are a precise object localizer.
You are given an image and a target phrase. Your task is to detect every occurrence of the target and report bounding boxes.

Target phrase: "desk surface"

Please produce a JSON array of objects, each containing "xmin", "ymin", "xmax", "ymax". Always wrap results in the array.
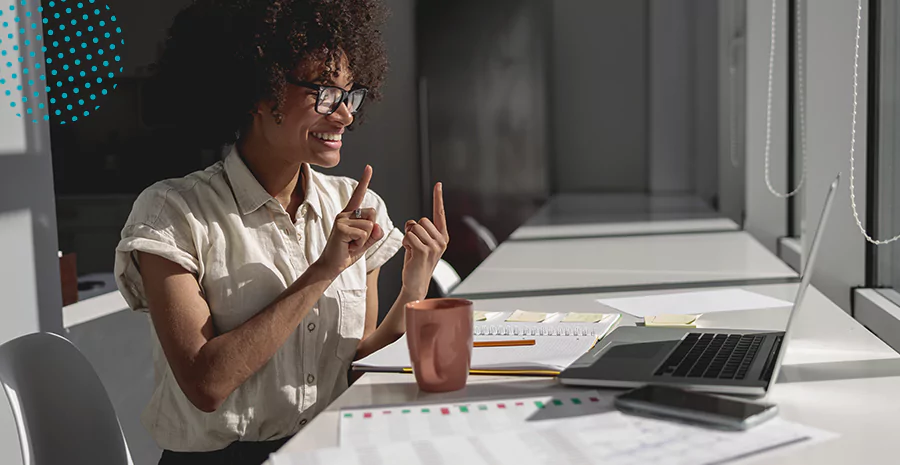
[
  {"xmin": 529, "ymin": 193, "xmax": 716, "ymax": 218},
  {"xmin": 453, "ymin": 231, "xmax": 798, "ymax": 298},
  {"xmin": 274, "ymin": 283, "xmax": 900, "ymax": 464},
  {"xmin": 510, "ymin": 217, "xmax": 740, "ymax": 241},
  {"xmin": 514, "ymin": 193, "xmax": 739, "ymax": 240}
]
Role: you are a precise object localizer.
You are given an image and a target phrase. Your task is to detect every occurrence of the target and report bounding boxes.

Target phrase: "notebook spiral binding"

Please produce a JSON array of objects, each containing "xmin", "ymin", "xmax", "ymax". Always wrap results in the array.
[{"xmin": 473, "ymin": 324, "xmax": 598, "ymax": 337}]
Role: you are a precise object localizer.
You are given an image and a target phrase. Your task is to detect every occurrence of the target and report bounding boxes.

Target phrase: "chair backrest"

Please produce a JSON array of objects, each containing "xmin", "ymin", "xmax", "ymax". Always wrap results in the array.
[
  {"xmin": 0, "ymin": 332, "xmax": 132, "ymax": 465},
  {"xmin": 432, "ymin": 259, "xmax": 462, "ymax": 297},
  {"xmin": 461, "ymin": 215, "xmax": 499, "ymax": 253}
]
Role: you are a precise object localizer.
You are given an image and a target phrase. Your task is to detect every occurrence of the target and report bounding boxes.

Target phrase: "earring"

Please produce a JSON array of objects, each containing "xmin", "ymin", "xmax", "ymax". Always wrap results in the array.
[{"xmin": 273, "ymin": 112, "xmax": 284, "ymax": 125}]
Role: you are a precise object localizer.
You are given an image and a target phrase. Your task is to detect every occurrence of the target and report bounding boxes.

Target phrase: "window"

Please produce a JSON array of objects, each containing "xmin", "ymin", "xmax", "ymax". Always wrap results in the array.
[
  {"xmin": 873, "ymin": 0, "xmax": 900, "ymax": 305},
  {"xmin": 789, "ymin": 0, "xmax": 806, "ymax": 240}
]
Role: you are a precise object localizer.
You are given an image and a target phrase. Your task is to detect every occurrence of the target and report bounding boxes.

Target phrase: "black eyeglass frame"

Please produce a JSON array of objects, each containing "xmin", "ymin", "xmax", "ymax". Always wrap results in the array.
[{"xmin": 286, "ymin": 77, "xmax": 369, "ymax": 116}]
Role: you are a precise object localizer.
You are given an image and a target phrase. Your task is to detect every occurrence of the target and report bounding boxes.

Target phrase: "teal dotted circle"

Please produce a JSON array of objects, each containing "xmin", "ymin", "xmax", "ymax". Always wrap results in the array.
[{"xmin": 0, "ymin": 0, "xmax": 124, "ymax": 123}]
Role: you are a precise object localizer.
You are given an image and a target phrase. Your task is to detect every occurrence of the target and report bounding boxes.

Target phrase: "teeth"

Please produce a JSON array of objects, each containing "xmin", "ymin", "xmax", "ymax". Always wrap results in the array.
[{"xmin": 312, "ymin": 132, "xmax": 342, "ymax": 142}]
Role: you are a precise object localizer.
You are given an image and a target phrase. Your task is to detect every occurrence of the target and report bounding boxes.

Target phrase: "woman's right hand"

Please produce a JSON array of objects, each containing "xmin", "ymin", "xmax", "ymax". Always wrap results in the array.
[{"xmin": 315, "ymin": 165, "xmax": 384, "ymax": 279}]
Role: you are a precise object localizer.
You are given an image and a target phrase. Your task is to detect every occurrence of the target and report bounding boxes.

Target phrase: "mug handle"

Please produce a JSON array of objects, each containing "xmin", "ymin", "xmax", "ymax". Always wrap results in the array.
[{"xmin": 417, "ymin": 322, "xmax": 445, "ymax": 384}]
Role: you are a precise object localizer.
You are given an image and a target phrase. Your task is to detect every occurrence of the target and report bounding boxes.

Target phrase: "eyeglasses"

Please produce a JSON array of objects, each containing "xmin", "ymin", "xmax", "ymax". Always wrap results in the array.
[{"xmin": 286, "ymin": 77, "xmax": 368, "ymax": 116}]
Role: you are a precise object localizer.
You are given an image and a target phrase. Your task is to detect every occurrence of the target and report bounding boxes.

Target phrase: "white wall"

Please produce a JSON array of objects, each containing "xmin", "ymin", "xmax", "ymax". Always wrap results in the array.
[
  {"xmin": 0, "ymin": 111, "xmax": 58, "ymax": 465},
  {"xmin": 0, "ymin": 0, "xmax": 85, "ymax": 461},
  {"xmin": 744, "ymin": 0, "xmax": 788, "ymax": 251},
  {"xmin": 0, "ymin": 214, "xmax": 33, "ymax": 465},
  {"xmin": 551, "ymin": 0, "xmax": 648, "ymax": 192},
  {"xmin": 803, "ymin": 0, "xmax": 868, "ymax": 311},
  {"xmin": 0, "ymin": 7, "xmax": 63, "ymax": 465}
]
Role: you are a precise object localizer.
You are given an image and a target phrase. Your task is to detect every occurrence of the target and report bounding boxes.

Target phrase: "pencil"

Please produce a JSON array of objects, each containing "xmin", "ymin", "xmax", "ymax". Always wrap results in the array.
[{"xmin": 474, "ymin": 339, "xmax": 536, "ymax": 348}]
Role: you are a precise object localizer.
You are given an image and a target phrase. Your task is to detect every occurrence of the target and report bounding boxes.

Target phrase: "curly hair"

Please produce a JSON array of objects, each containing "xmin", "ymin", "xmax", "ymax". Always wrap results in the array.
[{"xmin": 152, "ymin": 0, "xmax": 388, "ymax": 148}]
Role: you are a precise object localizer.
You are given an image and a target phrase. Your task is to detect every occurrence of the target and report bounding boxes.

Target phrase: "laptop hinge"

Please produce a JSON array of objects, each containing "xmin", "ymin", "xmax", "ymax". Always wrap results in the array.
[{"xmin": 758, "ymin": 335, "xmax": 784, "ymax": 382}]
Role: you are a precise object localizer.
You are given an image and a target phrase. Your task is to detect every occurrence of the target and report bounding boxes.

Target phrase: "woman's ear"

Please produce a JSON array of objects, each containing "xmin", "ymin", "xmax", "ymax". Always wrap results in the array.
[
  {"xmin": 249, "ymin": 101, "xmax": 284, "ymax": 126},
  {"xmin": 271, "ymin": 107, "xmax": 284, "ymax": 125}
]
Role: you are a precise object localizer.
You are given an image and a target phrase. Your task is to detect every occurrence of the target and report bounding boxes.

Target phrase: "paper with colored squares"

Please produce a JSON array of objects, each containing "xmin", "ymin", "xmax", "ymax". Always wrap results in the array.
[{"xmin": 339, "ymin": 391, "xmax": 613, "ymax": 447}]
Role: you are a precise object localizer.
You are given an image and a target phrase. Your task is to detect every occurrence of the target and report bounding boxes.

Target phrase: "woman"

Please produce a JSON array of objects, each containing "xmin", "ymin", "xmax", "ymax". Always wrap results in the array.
[{"xmin": 114, "ymin": 1, "xmax": 448, "ymax": 463}]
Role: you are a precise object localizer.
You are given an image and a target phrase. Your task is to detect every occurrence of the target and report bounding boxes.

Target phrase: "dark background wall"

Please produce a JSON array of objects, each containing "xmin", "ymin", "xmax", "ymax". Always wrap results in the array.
[
  {"xmin": 418, "ymin": 0, "xmax": 551, "ymax": 275},
  {"xmin": 552, "ymin": 0, "xmax": 649, "ymax": 193},
  {"xmin": 649, "ymin": 0, "xmax": 720, "ymax": 206}
]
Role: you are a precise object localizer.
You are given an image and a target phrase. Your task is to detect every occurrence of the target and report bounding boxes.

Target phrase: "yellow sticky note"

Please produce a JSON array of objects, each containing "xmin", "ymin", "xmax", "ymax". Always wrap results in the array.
[
  {"xmin": 561, "ymin": 313, "xmax": 607, "ymax": 323},
  {"xmin": 473, "ymin": 311, "xmax": 489, "ymax": 322},
  {"xmin": 506, "ymin": 310, "xmax": 547, "ymax": 323},
  {"xmin": 644, "ymin": 314, "xmax": 699, "ymax": 327}
]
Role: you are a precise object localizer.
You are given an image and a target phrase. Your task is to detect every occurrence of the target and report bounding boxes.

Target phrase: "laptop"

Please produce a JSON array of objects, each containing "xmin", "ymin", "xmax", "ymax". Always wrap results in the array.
[{"xmin": 558, "ymin": 174, "xmax": 840, "ymax": 396}]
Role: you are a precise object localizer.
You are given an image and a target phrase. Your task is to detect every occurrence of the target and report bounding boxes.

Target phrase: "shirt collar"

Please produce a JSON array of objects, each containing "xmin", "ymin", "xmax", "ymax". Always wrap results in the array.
[
  {"xmin": 300, "ymin": 163, "xmax": 323, "ymax": 219},
  {"xmin": 223, "ymin": 145, "xmax": 322, "ymax": 219}
]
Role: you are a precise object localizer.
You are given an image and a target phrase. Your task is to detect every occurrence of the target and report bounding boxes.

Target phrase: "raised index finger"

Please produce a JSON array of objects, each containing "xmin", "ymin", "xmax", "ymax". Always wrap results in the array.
[
  {"xmin": 433, "ymin": 182, "xmax": 448, "ymax": 238},
  {"xmin": 344, "ymin": 165, "xmax": 373, "ymax": 212}
]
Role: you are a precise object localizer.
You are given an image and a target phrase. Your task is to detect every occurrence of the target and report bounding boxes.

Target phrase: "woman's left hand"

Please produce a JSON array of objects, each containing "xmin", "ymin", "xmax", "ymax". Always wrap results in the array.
[{"xmin": 401, "ymin": 182, "xmax": 450, "ymax": 298}]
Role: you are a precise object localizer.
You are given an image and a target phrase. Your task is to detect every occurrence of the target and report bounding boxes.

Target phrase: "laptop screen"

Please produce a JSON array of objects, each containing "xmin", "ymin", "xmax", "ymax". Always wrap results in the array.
[{"xmin": 769, "ymin": 174, "xmax": 841, "ymax": 385}]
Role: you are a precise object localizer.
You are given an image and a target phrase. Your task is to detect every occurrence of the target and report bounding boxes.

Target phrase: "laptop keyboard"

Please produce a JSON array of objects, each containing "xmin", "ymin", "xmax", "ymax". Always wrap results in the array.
[{"xmin": 653, "ymin": 333, "xmax": 765, "ymax": 380}]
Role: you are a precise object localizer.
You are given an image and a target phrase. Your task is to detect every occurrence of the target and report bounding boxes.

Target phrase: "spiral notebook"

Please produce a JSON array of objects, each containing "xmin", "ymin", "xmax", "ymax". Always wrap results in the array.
[
  {"xmin": 474, "ymin": 312, "xmax": 620, "ymax": 337},
  {"xmin": 352, "ymin": 312, "xmax": 620, "ymax": 376}
]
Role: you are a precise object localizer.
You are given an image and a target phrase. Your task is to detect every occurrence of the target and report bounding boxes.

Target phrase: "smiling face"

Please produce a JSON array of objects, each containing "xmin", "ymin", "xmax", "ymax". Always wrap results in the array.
[{"xmin": 248, "ymin": 54, "xmax": 356, "ymax": 168}]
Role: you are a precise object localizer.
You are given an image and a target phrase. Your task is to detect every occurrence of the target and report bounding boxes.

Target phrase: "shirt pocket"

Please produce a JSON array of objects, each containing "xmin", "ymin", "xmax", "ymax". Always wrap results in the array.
[{"xmin": 335, "ymin": 287, "xmax": 367, "ymax": 362}]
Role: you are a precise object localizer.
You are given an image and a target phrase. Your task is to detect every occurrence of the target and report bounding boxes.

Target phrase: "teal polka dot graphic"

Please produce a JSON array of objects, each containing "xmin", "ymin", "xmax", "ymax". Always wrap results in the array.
[{"xmin": 0, "ymin": 0, "xmax": 124, "ymax": 123}]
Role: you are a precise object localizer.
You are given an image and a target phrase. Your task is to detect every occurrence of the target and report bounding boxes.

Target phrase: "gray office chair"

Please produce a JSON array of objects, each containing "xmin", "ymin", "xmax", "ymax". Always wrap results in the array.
[
  {"xmin": 432, "ymin": 258, "xmax": 462, "ymax": 297},
  {"xmin": 0, "ymin": 332, "xmax": 133, "ymax": 465},
  {"xmin": 461, "ymin": 215, "xmax": 499, "ymax": 253}
]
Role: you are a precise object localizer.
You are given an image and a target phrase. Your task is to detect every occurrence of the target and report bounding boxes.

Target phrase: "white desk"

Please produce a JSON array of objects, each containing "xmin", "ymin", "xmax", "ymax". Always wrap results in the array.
[
  {"xmin": 452, "ymin": 231, "xmax": 798, "ymax": 298},
  {"xmin": 510, "ymin": 217, "xmax": 740, "ymax": 241},
  {"xmin": 272, "ymin": 283, "xmax": 900, "ymax": 464},
  {"xmin": 515, "ymin": 193, "xmax": 735, "ymax": 240},
  {"xmin": 531, "ymin": 193, "xmax": 717, "ymax": 217}
]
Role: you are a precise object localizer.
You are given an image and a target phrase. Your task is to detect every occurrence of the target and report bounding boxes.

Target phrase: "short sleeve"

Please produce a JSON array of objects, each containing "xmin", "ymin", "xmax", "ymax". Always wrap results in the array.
[
  {"xmin": 114, "ymin": 184, "xmax": 200, "ymax": 313},
  {"xmin": 362, "ymin": 189, "xmax": 404, "ymax": 273}
]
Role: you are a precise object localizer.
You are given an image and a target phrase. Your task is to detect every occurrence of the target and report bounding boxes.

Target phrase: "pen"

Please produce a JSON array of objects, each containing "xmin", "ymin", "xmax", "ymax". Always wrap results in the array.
[{"xmin": 474, "ymin": 339, "xmax": 536, "ymax": 348}]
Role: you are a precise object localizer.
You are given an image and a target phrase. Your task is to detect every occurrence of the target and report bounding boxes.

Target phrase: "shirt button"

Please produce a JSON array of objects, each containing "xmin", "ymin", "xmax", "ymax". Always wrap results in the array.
[
  {"xmin": 307, "ymin": 374, "xmax": 315, "ymax": 384},
  {"xmin": 299, "ymin": 419, "xmax": 308, "ymax": 426},
  {"xmin": 307, "ymin": 322, "xmax": 316, "ymax": 332}
]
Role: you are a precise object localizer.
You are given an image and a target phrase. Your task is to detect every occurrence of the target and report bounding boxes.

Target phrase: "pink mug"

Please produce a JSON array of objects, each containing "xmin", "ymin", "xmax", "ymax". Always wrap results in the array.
[{"xmin": 405, "ymin": 298, "xmax": 474, "ymax": 392}]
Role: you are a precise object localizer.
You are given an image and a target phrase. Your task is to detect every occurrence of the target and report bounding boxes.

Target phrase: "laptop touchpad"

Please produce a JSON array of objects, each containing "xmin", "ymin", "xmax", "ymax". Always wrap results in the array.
[{"xmin": 603, "ymin": 342, "xmax": 670, "ymax": 359}]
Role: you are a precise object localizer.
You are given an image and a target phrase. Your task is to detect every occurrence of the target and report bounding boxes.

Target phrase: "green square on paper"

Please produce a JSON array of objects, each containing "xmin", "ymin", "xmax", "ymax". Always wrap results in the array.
[
  {"xmin": 572, "ymin": 398, "xmax": 582, "ymax": 405},
  {"xmin": 460, "ymin": 406, "xmax": 469, "ymax": 413},
  {"xmin": 535, "ymin": 401, "xmax": 545, "ymax": 409},
  {"xmin": 343, "ymin": 413, "xmax": 352, "ymax": 418},
  {"xmin": 552, "ymin": 399, "xmax": 563, "ymax": 406},
  {"xmin": 422, "ymin": 408, "xmax": 430, "ymax": 413},
  {"xmin": 402, "ymin": 409, "xmax": 411, "ymax": 414},
  {"xmin": 478, "ymin": 405, "xmax": 488, "ymax": 411}
]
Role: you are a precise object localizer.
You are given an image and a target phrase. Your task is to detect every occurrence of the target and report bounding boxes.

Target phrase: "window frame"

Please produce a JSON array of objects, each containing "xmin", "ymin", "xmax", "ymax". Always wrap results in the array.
[
  {"xmin": 787, "ymin": 0, "xmax": 804, "ymax": 240},
  {"xmin": 855, "ymin": 0, "xmax": 900, "ymax": 352},
  {"xmin": 871, "ymin": 0, "xmax": 899, "ymax": 290}
]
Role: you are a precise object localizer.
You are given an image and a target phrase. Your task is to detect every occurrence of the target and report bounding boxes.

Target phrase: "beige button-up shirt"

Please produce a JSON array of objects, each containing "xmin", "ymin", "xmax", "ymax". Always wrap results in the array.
[{"xmin": 114, "ymin": 146, "xmax": 403, "ymax": 452}]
